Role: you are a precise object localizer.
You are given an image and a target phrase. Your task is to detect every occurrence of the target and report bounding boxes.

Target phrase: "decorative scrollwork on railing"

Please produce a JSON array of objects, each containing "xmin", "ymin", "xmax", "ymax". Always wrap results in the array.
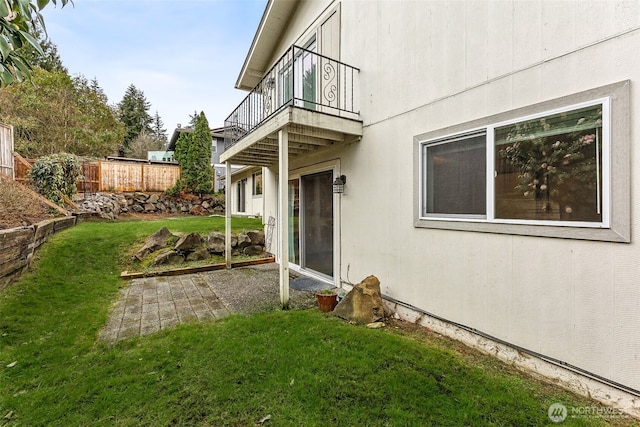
[
  {"xmin": 322, "ymin": 61, "xmax": 338, "ymax": 104},
  {"xmin": 264, "ymin": 92, "xmax": 273, "ymax": 117},
  {"xmin": 224, "ymin": 44, "xmax": 359, "ymax": 150}
]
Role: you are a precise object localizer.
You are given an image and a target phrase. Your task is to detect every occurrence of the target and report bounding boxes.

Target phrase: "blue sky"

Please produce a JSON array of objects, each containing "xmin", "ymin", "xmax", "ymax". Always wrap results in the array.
[{"xmin": 41, "ymin": 0, "xmax": 267, "ymax": 136}]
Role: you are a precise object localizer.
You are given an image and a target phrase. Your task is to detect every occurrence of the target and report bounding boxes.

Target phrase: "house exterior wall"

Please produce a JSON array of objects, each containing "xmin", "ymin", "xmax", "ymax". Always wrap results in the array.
[
  {"xmin": 230, "ymin": 166, "xmax": 264, "ymax": 217},
  {"xmin": 211, "ymin": 138, "xmax": 222, "ymax": 165},
  {"xmin": 252, "ymin": 0, "xmax": 640, "ymax": 399}
]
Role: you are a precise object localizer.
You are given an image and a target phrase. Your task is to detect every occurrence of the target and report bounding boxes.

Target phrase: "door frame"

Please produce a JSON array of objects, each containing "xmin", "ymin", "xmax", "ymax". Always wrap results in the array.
[{"xmin": 277, "ymin": 159, "xmax": 341, "ymax": 286}]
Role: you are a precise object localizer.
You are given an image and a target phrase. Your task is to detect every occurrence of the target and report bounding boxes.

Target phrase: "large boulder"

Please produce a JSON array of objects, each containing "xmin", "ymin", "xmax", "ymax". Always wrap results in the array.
[
  {"xmin": 133, "ymin": 227, "xmax": 173, "ymax": 261},
  {"xmin": 174, "ymin": 233, "xmax": 203, "ymax": 252},
  {"xmin": 333, "ymin": 276, "xmax": 385, "ymax": 324}
]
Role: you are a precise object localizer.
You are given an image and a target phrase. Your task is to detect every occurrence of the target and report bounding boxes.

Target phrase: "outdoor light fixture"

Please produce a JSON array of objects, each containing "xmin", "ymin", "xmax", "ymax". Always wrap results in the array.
[{"xmin": 332, "ymin": 175, "xmax": 347, "ymax": 194}]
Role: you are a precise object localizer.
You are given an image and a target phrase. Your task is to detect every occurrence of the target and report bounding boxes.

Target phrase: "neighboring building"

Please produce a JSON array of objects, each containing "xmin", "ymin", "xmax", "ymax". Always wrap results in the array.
[
  {"xmin": 230, "ymin": 166, "xmax": 264, "ymax": 217},
  {"xmin": 220, "ymin": 0, "xmax": 640, "ymax": 415},
  {"xmin": 168, "ymin": 126, "xmax": 231, "ymax": 192},
  {"xmin": 147, "ymin": 150, "xmax": 175, "ymax": 162}
]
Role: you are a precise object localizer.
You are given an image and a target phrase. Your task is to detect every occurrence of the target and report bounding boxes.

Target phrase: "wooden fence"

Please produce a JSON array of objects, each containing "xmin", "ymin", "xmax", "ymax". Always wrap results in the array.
[
  {"xmin": 14, "ymin": 157, "xmax": 181, "ymax": 193},
  {"xmin": 0, "ymin": 123, "xmax": 13, "ymax": 179},
  {"xmin": 99, "ymin": 161, "xmax": 181, "ymax": 192}
]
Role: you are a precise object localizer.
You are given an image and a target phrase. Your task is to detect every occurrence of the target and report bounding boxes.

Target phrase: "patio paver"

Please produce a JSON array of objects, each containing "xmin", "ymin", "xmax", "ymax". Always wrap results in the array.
[{"xmin": 99, "ymin": 263, "xmax": 316, "ymax": 344}]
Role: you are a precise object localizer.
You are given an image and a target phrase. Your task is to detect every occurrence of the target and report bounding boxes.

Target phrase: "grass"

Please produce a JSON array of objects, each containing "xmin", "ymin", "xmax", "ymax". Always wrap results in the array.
[{"xmin": 0, "ymin": 217, "xmax": 636, "ymax": 426}]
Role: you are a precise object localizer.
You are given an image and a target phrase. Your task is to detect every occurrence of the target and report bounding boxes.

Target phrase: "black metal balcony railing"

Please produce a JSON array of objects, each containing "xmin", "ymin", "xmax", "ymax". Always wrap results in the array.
[{"xmin": 224, "ymin": 45, "xmax": 360, "ymax": 149}]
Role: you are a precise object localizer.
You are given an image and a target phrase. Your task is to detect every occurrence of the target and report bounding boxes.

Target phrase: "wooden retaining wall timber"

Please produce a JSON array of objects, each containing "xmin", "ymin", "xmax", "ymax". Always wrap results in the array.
[{"xmin": 0, "ymin": 216, "xmax": 77, "ymax": 290}]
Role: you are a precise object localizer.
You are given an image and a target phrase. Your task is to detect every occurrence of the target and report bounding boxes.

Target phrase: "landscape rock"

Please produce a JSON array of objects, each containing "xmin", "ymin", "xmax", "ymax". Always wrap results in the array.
[
  {"xmin": 366, "ymin": 322, "xmax": 386, "ymax": 329},
  {"xmin": 333, "ymin": 275, "xmax": 385, "ymax": 324},
  {"xmin": 247, "ymin": 230, "xmax": 265, "ymax": 245},
  {"xmin": 186, "ymin": 247, "xmax": 210, "ymax": 262},
  {"xmin": 243, "ymin": 245, "xmax": 264, "ymax": 256},
  {"xmin": 153, "ymin": 250, "xmax": 183, "ymax": 266},
  {"xmin": 133, "ymin": 227, "xmax": 173, "ymax": 261},
  {"xmin": 207, "ymin": 232, "xmax": 226, "ymax": 254},
  {"xmin": 237, "ymin": 233, "xmax": 251, "ymax": 249},
  {"xmin": 174, "ymin": 233, "xmax": 203, "ymax": 252}
]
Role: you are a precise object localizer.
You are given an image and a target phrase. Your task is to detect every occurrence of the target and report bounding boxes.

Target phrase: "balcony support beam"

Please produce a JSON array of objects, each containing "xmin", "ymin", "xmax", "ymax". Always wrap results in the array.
[
  {"xmin": 225, "ymin": 161, "xmax": 232, "ymax": 269},
  {"xmin": 278, "ymin": 129, "xmax": 290, "ymax": 309}
]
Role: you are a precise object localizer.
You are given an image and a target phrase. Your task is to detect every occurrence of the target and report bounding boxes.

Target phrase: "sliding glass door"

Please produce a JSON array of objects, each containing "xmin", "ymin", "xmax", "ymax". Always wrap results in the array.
[{"xmin": 287, "ymin": 170, "xmax": 333, "ymax": 278}]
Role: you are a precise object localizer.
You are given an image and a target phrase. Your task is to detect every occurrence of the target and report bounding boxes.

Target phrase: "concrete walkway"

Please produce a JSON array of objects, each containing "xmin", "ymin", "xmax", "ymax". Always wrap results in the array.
[{"xmin": 99, "ymin": 263, "xmax": 316, "ymax": 344}]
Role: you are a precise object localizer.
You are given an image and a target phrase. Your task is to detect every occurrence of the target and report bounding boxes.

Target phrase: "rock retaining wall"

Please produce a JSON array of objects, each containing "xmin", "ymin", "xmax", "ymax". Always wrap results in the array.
[
  {"xmin": 0, "ymin": 216, "xmax": 76, "ymax": 289},
  {"xmin": 78, "ymin": 192, "xmax": 226, "ymax": 220},
  {"xmin": 136, "ymin": 229, "xmax": 268, "ymax": 268}
]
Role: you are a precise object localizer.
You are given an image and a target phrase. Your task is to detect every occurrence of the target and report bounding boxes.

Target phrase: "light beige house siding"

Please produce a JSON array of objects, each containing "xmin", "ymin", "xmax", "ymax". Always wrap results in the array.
[
  {"xmin": 249, "ymin": 0, "xmax": 640, "ymax": 395},
  {"xmin": 338, "ymin": 0, "xmax": 640, "ymax": 391}
]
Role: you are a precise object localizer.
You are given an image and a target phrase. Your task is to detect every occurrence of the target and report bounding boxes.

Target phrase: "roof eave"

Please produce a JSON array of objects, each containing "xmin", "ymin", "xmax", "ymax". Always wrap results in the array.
[{"xmin": 235, "ymin": 0, "xmax": 299, "ymax": 91}]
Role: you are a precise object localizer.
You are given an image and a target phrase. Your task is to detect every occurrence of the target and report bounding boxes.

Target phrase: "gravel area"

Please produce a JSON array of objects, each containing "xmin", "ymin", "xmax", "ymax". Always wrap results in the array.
[{"xmin": 201, "ymin": 263, "xmax": 316, "ymax": 314}]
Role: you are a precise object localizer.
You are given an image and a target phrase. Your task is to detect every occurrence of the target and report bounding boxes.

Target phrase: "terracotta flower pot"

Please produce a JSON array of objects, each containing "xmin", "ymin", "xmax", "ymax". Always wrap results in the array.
[{"xmin": 316, "ymin": 292, "xmax": 338, "ymax": 312}]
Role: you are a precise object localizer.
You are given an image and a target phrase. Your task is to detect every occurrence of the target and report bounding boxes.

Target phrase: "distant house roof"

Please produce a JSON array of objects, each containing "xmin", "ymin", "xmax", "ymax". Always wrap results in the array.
[
  {"xmin": 168, "ymin": 126, "xmax": 226, "ymax": 150},
  {"xmin": 105, "ymin": 156, "xmax": 177, "ymax": 165}
]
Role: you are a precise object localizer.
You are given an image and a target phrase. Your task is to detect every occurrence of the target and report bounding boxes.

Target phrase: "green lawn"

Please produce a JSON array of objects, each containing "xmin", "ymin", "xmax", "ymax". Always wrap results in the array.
[{"xmin": 0, "ymin": 218, "xmax": 634, "ymax": 426}]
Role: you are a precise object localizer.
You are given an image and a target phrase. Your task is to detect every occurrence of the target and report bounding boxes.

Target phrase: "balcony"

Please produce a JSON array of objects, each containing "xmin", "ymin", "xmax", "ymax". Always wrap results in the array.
[{"xmin": 221, "ymin": 45, "xmax": 362, "ymax": 167}]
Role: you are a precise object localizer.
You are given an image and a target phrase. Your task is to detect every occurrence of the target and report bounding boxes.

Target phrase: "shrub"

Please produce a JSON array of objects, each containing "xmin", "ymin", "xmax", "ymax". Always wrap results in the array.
[
  {"xmin": 165, "ymin": 178, "xmax": 184, "ymax": 197},
  {"xmin": 28, "ymin": 153, "xmax": 81, "ymax": 205}
]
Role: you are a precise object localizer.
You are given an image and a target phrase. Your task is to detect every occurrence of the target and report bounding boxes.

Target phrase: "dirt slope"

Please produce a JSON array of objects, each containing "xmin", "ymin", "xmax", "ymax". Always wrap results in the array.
[{"xmin": 0, "ymin": 177, "xmax": 60, "ymax": 229}]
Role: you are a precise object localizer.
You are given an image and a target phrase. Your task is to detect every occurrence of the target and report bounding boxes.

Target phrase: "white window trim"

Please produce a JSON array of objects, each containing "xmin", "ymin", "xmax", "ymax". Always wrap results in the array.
[
  {"xmin": 420, "ymin": 128, "xmax": 487, "ymax": 220},
  {"xmin": 413, "ymin": 80, "xmax": 630, "ymax": 243},
  {"xmin": 252, "ymin": 170, "xmax": 263, "ymax": 197}
]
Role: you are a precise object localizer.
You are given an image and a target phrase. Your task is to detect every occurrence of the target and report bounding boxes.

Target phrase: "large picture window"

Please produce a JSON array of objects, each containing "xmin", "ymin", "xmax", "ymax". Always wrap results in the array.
[
  {"xmin": 415, "ymin": 80, "xmax": 631, "ymax": 243},
  {"xmin": 495, "ymin": 105, "xmax": 603, "ymax": 223},
  {"xmin": 420, "ymin": 101, "xmax": 607, "ymax": 226}
]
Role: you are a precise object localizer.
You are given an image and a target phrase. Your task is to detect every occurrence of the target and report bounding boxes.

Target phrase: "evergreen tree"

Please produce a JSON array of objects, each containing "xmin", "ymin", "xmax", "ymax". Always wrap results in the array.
[
  {"xmin": 186, "ymin": 112, "xmax": 213, "ymax": 194},
  {"xmin": 173, "ymin": 131, "xmax": 190, "ymax": 165},
  {"xmin": 150, "ymin": 111, "xmax": 167, "ymax": 146},
  {"xmin": 169, "ymin": 111, "xmax": 212, "ymax": 195},
  {"xmin": 14, "ymin": 21, "xmax": 67, "ymax": 74},
  {"xmin": 188, "ymin": 110, "xmax": 199, "ymax": 127},
  {"xmin": 117, "ymin": 84, "xmax": 152, "ymax": 156}
]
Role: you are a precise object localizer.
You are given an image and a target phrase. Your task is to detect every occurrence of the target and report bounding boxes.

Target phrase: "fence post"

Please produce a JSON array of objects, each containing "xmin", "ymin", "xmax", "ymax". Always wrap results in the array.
[{"xmin": 98, "ymin": 160, "xmax": 103, "ymax": 192}]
